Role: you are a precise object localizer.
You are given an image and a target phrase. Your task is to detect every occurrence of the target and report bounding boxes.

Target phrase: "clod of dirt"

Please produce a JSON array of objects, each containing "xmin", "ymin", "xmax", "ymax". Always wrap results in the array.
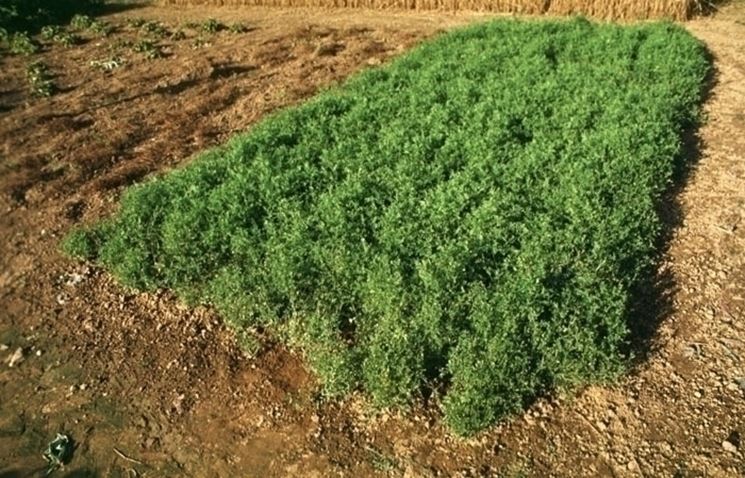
[
  {"xmin": 736, "ymin": 377, "xmax": 745, "ymax": 392},
  {"xmin": 722, "ymin": 440, "xmax": 738, "ymax": 453},
  {"xmin": 6, "ymin": 347, "xmax": 24, "ymax": 367},
  {"xmin": 682, "ymin": 344, "xmax": 702, "ymax": 359},
  {"xmin": 56, "ymin": 292, "xmax": 70, "ymax": 305},
  {"xmin": 172, "ymin": 393, "xmax": 186, "ymax": 414},
  {"xmin": 64, "ymin": 272, "xmax": 86, "ymax": 287},
  {"xmin": 315, "ymin": 42, "xmax": 345, "ymax": 57},
  {"xmin": 0, "ymin": 413, "xmax": 25, "ymax": 436},
  {"xmin": 0, "ymin": 344, "xmax": 8, "ymax": 352}
]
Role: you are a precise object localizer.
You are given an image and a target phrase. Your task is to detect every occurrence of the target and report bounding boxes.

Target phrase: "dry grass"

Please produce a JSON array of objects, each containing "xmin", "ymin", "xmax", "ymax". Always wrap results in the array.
[
  {"xmin": 547, "ymin": 0, "xmax": 694, "ymax": 20},
  {"xmin": 158, "ymin": 0, "xmax": 713, "ymax": 20}
]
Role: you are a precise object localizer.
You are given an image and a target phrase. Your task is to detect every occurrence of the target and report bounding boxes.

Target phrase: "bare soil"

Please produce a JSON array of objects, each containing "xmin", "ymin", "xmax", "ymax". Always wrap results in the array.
[{"xmin": 1, "ymin": 4, "xmax": 744, "ymax": 477}]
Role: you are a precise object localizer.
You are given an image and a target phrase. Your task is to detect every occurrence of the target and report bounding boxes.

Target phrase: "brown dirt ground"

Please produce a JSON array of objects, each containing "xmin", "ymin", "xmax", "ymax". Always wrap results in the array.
[{"xmin": 0, "ymin": 3, "xmax": 744, "ymax": 477}]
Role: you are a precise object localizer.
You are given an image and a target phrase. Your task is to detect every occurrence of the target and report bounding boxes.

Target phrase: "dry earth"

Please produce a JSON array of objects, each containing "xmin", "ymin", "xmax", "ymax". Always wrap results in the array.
[{"xmin": 0, "ymin": 3, "xmax": 743, "ymax": 477}]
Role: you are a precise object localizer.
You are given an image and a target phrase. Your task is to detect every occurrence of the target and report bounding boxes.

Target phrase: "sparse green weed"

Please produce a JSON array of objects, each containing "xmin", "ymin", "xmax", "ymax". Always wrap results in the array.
[
  {"xmin": 89, "ymin": 20, "xmax": 113, "ymax": 37},
  {"xmin": 54, "ymin": 32, "xmax": 81, "ymax": 47},
  {"xmin": 132, "ymin": 39, "xmax": 162, "ymax": 59},
  {"xmin": 10, "ymin": 32, "xmax": 38, "ymax": 55},
  {"xmin": 69, "ymin": 14, "xmax": 93, "ymax": 30},
  {"xmin": 40, "ymin": 25, "xmax": 63, "ymax": 40},
  {"xmin": 40, "ymin": 26, "xmax": 80, "ymax": 47},
  {"xmin": 199, "ymin": 19, "xmax": 223, "ymax": 34},
  {"xmin": 141, "ymin": 20, "xmax": 168, "ymax": 38},
  {"xmin": 26, "ymin": 60, "xmax": 55, "ymax": 97}
]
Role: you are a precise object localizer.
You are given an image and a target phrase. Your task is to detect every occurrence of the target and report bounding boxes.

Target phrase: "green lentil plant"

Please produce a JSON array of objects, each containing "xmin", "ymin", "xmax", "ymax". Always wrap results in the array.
[
  {"xmin": 10, "ymin": 32, "xmax": 38, "ymax": 55},
  {"xmin": 54, "ymin": 32, "xmax": 81, "ymax": 47},
  {"xmin": 40, "ymin": 25, "xmax": 62, "ymax": 40},
  {"xmin": 199, "ymin": 19, "xmax": 223, "ymax": 34},
  {"xmin": 89, "ymin": 20, "xmax": 113, "ymax": 37},
  {"xmin": 140, "ymin": 20, "xmax": 169, "ymax": 38},
  {"xmin": 26, "ymin": 60, "xmax": 55, "ymax": 97},
  {"xmin": 64, "ymin": 18, "xmax": 710, "ymax": 435},
  {"xmin": 69, "ymin": 14, "xmax": 93, "ymax": 30},
  {"xmin": 132, "ymin": 39, "xmax": 162, "ymax": 59}
]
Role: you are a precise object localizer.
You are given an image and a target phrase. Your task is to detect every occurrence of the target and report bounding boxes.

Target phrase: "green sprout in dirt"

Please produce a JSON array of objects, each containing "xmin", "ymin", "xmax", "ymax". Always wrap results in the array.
[
  {"xmin": 228, "ymin": 22, "xmax": 250, "ymax": 34},
  {"xmin": 26, "ymin": 60, "xmax": 55, "ymax": 97},
  {"xmin": 0, "ymin": 27, "xmax": 8, "ymax": 44},
  {"xmin": 70, "ymin": 14, "xmax": 93, "ymax": 30},
  {"xmin": 89, "ymin": 20, "xmax": 114, "ymax": 37},
  {"xmin": 40, "ymin": 26, "xmax": 81, "ymax": 47},
  {"xmin": 132, "ymin": 39, "xmax": 163, "ymax": 59},
  {"xmin": 140, "ymin": 20, "xmax": 169, "ymax": 38},
  {"xmin": 55, "ymin": 32, "xmax": 81, "ymax": 47},
  {"xmin": 199, "ymin": 19, "xmax": 223, "ymax": 34},
  {"xmin": 40, "ymin": 25, "xmax": 63, "ymax": 40},
  {"xmin": 125, "ymin": 17, "xmax": 147, "ymax": 29},
  {"xmin": 64, "ymin": 19, "xmax": 710, "ymax": 436},
  {"xmin": 9, "ymin": 32, "xmax": 38, "ymax": 55}
]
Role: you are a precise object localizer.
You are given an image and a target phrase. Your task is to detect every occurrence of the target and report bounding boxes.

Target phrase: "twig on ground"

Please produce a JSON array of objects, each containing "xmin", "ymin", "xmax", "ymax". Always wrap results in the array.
[{"xmin": 113, "ymin": 447, "xmax": 144, "ymax": 465}]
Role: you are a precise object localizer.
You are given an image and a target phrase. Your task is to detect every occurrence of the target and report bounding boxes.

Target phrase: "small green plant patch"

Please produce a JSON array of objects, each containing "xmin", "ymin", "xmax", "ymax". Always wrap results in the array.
[
  {"xmin": 63, "ymin": 19, "xmax": 709, "ymax": 435},
  {"xmin": 199, "ymin": 18, "xmax": 224, "ymax": 34},
  {"xmin": 40, "ymin": 26, "xmax": 81, "ymax": 47},
  {"xmin": 26, "ymin": 60, "xmax": 55, "ymax": 97},
  {"xmin": 69, "ymin": 14, "xmax": 94, "ymax": 31},
  {"xmin": 132, "ymin": 39, "xmax": 163, "ymax": 59},
  {"xmin": 89, "ymin": 20, "xmax": 113, "ymax": 37},
  {"xmin": 140, "ymin": 20, "xmax": 169, "ymax": 39},
  {"xmin": 40, "ymin": 25, "xmax": 62, "ymax": 40},
  {"xmin": 8, "ymin": 32, "xmax": 38, "ymax": 55}
]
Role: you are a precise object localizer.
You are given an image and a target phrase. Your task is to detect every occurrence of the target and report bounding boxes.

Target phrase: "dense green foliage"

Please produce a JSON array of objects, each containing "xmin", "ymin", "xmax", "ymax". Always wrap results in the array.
[
  {"xmin": 64, "ymin": 18, "xmax": 709, "ymax": 434},
  {"xmin": 0, "ymin": 0, "xmax": 99, "ymax": 33}
]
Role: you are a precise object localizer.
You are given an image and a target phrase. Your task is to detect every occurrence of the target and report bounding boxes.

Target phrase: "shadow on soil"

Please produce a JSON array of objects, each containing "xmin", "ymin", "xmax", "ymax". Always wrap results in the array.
[
  {"xmin": 0, "ymin": 468, "xmax": 101, "ymax": 478},
  {"xmin": 625, "ymin": 50, "xmax": 719, "ymax": 367},
  {"xmin": 92, "ymin": 2, "xmax": 149, "ymax": 17}
]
